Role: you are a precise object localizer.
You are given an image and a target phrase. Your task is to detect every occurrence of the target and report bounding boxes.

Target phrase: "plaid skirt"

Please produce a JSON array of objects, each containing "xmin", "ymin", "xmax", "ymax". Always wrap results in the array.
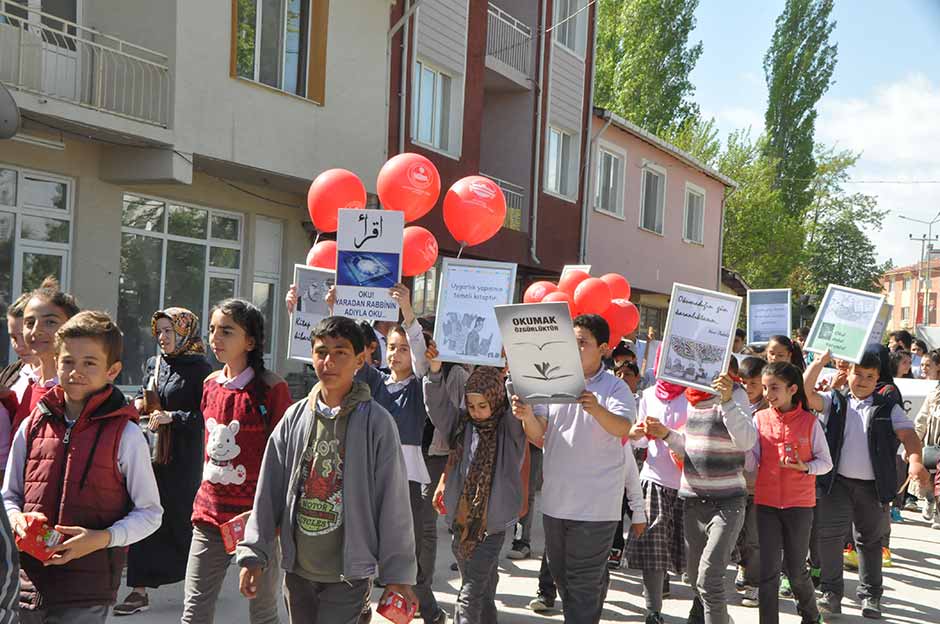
[{"xmin": 625, "ymin": 479, "xmax": 686, "ymax": 573}]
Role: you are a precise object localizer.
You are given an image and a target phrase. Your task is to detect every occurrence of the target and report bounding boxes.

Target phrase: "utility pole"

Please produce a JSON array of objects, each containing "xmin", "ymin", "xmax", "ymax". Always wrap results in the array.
[{"xmin": 900, "ymin": 212, "xmax": 940, "ymax": 327}]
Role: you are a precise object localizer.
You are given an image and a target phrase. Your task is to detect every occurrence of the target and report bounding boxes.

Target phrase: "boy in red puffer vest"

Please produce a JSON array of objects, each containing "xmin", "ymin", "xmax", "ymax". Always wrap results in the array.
[{"xmin": 2, "ymin": 311, "xmax": 162, "ymax": 624}]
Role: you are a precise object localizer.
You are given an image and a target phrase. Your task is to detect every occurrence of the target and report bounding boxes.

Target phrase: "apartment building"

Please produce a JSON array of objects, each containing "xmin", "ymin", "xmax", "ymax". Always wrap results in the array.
[
  {"xmin": 0, "ymin": 0, "xmax": 392, "ymax": 384},
  {"xmin": 881, "ymin": 259, "xmax": 940, "ymax": 331},
  {"xmin": 387, "ymin": 0, "xmax": 598, "ymax": 313}
]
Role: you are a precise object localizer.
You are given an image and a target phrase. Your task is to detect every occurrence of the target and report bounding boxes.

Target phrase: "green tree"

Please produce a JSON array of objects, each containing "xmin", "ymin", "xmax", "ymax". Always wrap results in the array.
[
  {"xmin": 798, "ymin": 215, "xmax": 891, "ymax": 296},
  {"xmin": 763, "ymin": 0, "xmax": 838, "ymax": 218},
  {"xmin": 660, "ymin": 115, "xmax": 721, "ymax": 168},
  {"xmin": 594, "ymin": 0, "xmax": 703, "ymax": 134}
]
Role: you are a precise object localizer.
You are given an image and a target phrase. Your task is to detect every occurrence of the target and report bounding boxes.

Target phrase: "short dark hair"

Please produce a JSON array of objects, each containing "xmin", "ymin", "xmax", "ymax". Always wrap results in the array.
[
  {"xmin": 740, "ymin": 356, "xmax": 767, "ymax": 379},
  {"xmin": 54, "ymin": 310, "xmax": 123, "ymax": 365},
  {"xmin": 313, "ymin": 316, "xmax": 365, "ymax": 354},
  {"xmin": 358, "ymin": 321, "xmax": 379, "ymax": 347},
  {"xmin": 7, "ymin": 292, "xmax": 31, "ymax": 319},
  {"xmin": 914, "ymin": 339, "xmax": 928, "ymax": 353},
  {"xmin": 611, "ymin": 342, "xmax": 635, "ymax": 360},
  {"xmin": 856, "ymin": 351, "xmax": 883, "ymax": 372},
  {"xmin": 621, "ymin": 362, "xmax": 640, "ymax": 376},
  {"xmin": 28, "ymin": 276, "xmax": 80, "ymax": 319},
  {"xmin": 573, "ymin": 314, "xmax": 610, "ymax": 347},
  {"xmin": 728, "ymin": 355, "xmax": 740, "ymax": 376},
  {"xmin": 890, "ymin": 330, "xmax": 913, "ymax": 350},
  {"xmin": 735, "ymin": 328, "xmax": 746, "ymax": 340},
  {"xmin": 797, "ymin": 326, "xmax": 810, "ymax": 340}
]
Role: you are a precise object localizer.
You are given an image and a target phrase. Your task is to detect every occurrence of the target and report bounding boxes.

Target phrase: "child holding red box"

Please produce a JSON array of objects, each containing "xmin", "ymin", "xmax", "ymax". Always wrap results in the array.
[{"xmin": 3, "ymin": 311, "xmax": 162, "ymax": 624}]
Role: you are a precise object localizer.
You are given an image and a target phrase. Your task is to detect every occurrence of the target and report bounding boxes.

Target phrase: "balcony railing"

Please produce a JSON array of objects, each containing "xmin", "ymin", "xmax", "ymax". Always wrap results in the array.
[
  {"xmin": 0, "ymin": 2, "xmax": 170, "ymax": 127},
  {"xmin": 483, "ymin": 173, "xmax": 525, "ymax": 231},
  {"xmin": 486, "ymin": 3, "xmax": 532, "ymax": 79}
]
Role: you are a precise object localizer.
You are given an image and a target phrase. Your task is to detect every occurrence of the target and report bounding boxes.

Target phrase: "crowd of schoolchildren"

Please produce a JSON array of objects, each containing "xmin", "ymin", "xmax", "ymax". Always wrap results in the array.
[{"xmin": 0, "ymin": 276, "xmax": 937, "ymax": 624}]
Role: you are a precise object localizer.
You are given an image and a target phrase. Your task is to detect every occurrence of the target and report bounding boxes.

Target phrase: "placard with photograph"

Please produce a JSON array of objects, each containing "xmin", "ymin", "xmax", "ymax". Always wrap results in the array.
[
  {"xmin": 333, "ymin": 208, "xmax": 404, "ymax": 322},
  {"xmin": 495, "ymin": 302, "xmax": 586, "ymax": 403},
  {"xmin": 287, "ymin": 264, "xmax": 335, "ymax": 363},
  {"xmin": 867, "ymin": 303, "xmax": 892, "ymax": 346},
  {"xmin": 804, "ymin": 284, "xmax": 885, "ymax": 363},
  {"xmin": 747, "ymin": 288, "xmax": 791, "ymax": 345},
  {"xmin": 433, "ymin": 257, "xmax": 517, "ymax": 366},
  {"xmin": 657, "ymin": 283, "xmax": 742, "ymax": 393}
]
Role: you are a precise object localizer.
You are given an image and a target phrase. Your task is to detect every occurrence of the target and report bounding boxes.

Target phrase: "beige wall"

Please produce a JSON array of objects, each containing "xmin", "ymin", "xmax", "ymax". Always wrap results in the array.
[
  {"xmin": 0, "ymin": 135, "xmax": 311, "ymax": 377},
  {"xmin": 585, "ymin": 116, "xmax": 727, "ymax": 294}
]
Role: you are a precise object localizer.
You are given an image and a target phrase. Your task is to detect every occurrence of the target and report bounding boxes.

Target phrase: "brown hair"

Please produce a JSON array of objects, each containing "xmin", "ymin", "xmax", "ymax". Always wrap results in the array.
[
  {"xmin": 28, "ymin": 276, "xmax": 80, "ymax": 319},
  {"xmin": 54, "ymin": 310, "xmax": 123, "ymax": 365},
  {"xmin": 6, "ymin": 292, "xmax": 32, "ymax": 319}
]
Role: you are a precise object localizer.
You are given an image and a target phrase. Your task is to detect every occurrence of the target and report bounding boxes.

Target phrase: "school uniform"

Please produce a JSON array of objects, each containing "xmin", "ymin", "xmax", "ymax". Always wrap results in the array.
[{"xmin": 815, "ymin": 389, "xmax": 914, "ymax": 604}]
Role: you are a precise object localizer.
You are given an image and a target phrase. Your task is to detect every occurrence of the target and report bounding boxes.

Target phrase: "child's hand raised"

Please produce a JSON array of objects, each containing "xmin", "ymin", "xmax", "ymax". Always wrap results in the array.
[
  {"xmin": 44, "ymin": 525, "xmax": 111, "ymax": 566},
  {"xmin": 426, "ymin": 340, "xmax": 443, "ymax": 374},
  {"xmin": 285, "ymin": 283, "xmax": 298, "ymax": 314},
  {"xmin": 711, "ymin": 374, "xmax": 733, "ymax": 404},
  {"xmin": 325, "ymin": 285, "xmax": 336, "ymax": 311},
  {"xmin": 511, "ymin": 395, "xmax": 534, "ymax": 422}
]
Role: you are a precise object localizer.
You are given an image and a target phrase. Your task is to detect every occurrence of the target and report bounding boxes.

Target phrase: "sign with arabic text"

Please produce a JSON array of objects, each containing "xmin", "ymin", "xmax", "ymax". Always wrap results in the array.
[{"xmin": 334, "ymin": 209, "xmax": 404, "ymax": 322}]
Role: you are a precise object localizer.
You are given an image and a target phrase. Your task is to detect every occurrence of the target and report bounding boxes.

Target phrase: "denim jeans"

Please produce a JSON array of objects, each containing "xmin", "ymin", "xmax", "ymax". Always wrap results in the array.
[
  {"xmin": 452, "ymin": 531, "xmax": 504, "ymax": 624},
  {"xmin": 283, "ymin": 574, "xmax": 370, "ymax": 624},
  {"xmin": 516, "ymin": 445, "xmax": 542, "ymax": 544},
  {"xmin": 684, "ymin": 496, "xmax": 746, "ymax": 624},
  {"xmin": 409, "ymin": 480, "xmax": 441, "ymax": 622},
  {"xmin": 543, "ymin": 514, "xmax": 618, "ymax": 624},
  {"xmin": 757, "ymin": 506, "xmax": 819, "ymax": 624}
]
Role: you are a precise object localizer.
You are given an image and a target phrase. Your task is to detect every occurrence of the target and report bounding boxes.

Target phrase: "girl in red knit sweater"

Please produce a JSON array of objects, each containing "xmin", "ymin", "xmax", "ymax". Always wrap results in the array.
[{"xmin": 181, "ymin": 299, "xmax": 292, "ymax": 624}]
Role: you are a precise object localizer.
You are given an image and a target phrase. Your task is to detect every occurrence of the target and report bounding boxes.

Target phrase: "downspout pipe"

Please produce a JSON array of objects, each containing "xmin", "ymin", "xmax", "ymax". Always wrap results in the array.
[
  {"xmin": 717, "ymin": 185, "xmax": 737, "ymax": 291},
  {"xmin": 578, "ymin": 8, "xmax": 601, "ymax": 264},
  {"xmin": 388, "ymin": 0, "xmax": 422, "ymax": 156},
  {"xmin": 529, "ymin": 0, "xmax": 549, "ymax": 265}
]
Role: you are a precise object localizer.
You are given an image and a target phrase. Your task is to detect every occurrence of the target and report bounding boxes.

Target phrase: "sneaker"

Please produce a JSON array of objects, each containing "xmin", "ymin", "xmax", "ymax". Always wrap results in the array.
[
  {"xmin": 882, "ymin": 547, "xmax": 892, "ymax": 568},
  {"xmin": 923, "ymin": 500, "xmax": 935, "ymax": 522},
  {"xmin": 818, "ymin": 592, "xmax": 842, "ymax": 615},
  {"xmin": 507, "ymin": 540, "xmax": 531, "ymax": 560},
  {"xmin": 607, "ymin": 548, "xmax": 623, "ymax": 569},
  {"xmin": 843, "ymin": 544, "xmax": 859, "ymax": 570},
  {"xmin": 861, "ymin": 597, "xmax": 882, "ymax": 619},
  {"xmin": 662, "ymin": 574, "xmax": 671, "ymax": 598},
  {"xmin": 889, "ymin": 507, "xmax": 903, "ymax": 522},
  {"xmin": 741, "ymin": 586, "xmax": 759, "ymax": 607},
  {"xmin": 113, "ymin": 592, "xmax": 149, "ymax": 616},
  {"xmin": 811, "ymin": 566, "xmax": 822, "ymax": 590},
  {"xmin": 682, "ymin": 572, "xmax": 691, "ymax": 585},
  {"xmin": 735, "ymin": 565, "xmax": 747, "ymax": 591},
  {"xmin": 932, "ymin": 517, "xmax": 940, "ymax": 530},
  {"xmin": 904, "ymin": 497, "xmax": 920, "ymax": 512},
  {"xmin": 528, "ymin": 594, "xmax": 555, "ymax": 613},
  {"xmin": 779, "ymin": 575, "xmax": 793, "ymax": 598},
  {"xmin": 645, "ymin": 612, "xmax": 665, "ymax": 624},
  {"xmin": 450, "ymin": 562, "xmax": 458, "ymax": 572}
]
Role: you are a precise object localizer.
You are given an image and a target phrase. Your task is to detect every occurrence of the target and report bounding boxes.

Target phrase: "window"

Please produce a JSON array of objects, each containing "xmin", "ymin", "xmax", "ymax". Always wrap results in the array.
[
  {"xmin": 902, "ymin": 306, "xmax": 911, "ymax": 323},
  {"xmin": 903, "ymin": 276, "xmax": 912, "ymax": 292},
  {"xmin": 554, "ymin": 0, "xmax": 586, "ymax": 55},
  {"xmin": 0, "ymin": 165, "xmax": 73, "ymax": 368},
  {"xmin": 545, "ymin": 126, "xmax": 572, "ymax": 196},
  {"xmin": 233, "ymin": 0, "xmax": 327, "ymax": 102},
  {"xmin": 639, "ymin": 305, "xmax": 666, "ymax": 337},
  {"xmin": 412, "ymin": 60, "xmax": 453, "ymax": 152},
  {"xmin": 683, "ymin": 184, "xmax": 705, "ymax": 244},
  {"xmin": 412, "ymin": 260, "xmax": 441, "ymax": 318},
  {"xmin": 118, "ymin": 194, "xmax": 242, "ymax": 386},
  {"xmin": 253, "ymin": 216, "xmax": 284, "ymax": 367},
  {"xmin": 594, "ymin": 148, "xmax": 623, "ymax": 217},
  {"xmin": 639, "ymin": 165, "xmax": 666, "ymax": 235}
]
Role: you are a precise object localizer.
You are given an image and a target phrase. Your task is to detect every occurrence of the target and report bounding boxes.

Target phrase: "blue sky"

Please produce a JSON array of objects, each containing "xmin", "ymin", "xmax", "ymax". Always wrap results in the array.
[{"xmin": 687, "ymin": 0, "xmax": 940, "ymax": 267}]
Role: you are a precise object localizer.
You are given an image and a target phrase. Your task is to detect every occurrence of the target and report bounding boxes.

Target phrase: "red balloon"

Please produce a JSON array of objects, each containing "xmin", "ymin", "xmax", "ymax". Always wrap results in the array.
[
  {"xmin": 524, "ymin": 281, "xmax": 558, "ymax": 304},
  {"xmin": 558, "ymin": 269, "xmax": 590, "ymax": 298},
  {"xmin": 611, "ymin": 298, "xmax": 640, "ymax": 335},
  {"xmin": 600, "ymin": 273, "xmax": 631, "ymax": 300},
  {"xmin": 574, "ymin": 278, "xmax": 612, "ymax": 316},
  {"xmin": 543, "ymin": 291, "xmax": 576, "ymax": 317},
  {"xmin": 443, "ymin": 176, "xmax": 507, "ymax": 247},
  {"xmin": 377, "ymin": 153, "xmax": 441, "ymax": 223},
  {"xmin": 603, "ymin": 301, "xmax": 631, "ymax": 345},
  {"xmin": 305, "ymin": 240, "xmax": 337, "ymax": 271},
  {"xmin": 307, "ymin": 169, "xmax": 367, "ymax": 233},
  {"xmin": 401, "ymin": 226, "xmax": 439, "ymax": 277}
]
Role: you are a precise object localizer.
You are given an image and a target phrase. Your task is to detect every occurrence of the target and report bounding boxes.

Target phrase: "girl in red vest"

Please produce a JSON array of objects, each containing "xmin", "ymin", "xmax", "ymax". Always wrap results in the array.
[
  {"xmin": 750, "ymin": 362, "xmax": 832, "ymax": 624},
  {"xmin": 181, "ymin": 299, "xmax": 291, "ymax": 624}
]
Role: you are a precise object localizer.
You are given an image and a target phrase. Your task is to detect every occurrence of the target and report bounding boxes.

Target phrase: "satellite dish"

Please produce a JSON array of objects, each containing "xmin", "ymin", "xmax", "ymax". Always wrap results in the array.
[{"xmin": 0, "ymin": 82, "xmax": 21, "ymax": 140}]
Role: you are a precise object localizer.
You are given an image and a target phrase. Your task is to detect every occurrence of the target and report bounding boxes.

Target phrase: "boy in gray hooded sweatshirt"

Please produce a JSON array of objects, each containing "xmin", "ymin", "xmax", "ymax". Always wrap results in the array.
[{"xmin": 237, "ymin": 316, "xmax": 418, "ymax": 622}]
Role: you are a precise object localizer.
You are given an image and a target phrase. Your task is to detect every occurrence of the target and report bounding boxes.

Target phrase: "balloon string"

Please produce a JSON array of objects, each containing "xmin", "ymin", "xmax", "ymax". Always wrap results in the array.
[
  {"xmin": 457, "ymin": 243, "xmax": 466, "ymax": 259},
  {"xmin": 313, "ymin": 232, "xmax": 321, "ymax": 247}
]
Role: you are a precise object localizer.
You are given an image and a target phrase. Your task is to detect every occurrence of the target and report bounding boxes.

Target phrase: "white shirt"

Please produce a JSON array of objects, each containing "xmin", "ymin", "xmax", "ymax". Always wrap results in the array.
[
  {"xmin": 216, "ymin": 366, "xmax": 255, "ymax": 390},
  {"xmin": 3, "ymin": 416, "xmax": 163, "ymax": 548},
  {"xmin": 536, "ymin": 365, "xmax": 636, "ymax": 522},
  {"xmin": 10, "ymin": 363, "xmax": 33, "ymax": 403}
]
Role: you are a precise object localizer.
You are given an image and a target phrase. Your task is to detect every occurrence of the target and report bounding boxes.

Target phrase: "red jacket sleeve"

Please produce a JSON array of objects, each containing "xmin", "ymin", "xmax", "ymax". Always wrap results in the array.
[{"xmin": 267, "ymin": 382, "xmax": 292, "ymax": 430}]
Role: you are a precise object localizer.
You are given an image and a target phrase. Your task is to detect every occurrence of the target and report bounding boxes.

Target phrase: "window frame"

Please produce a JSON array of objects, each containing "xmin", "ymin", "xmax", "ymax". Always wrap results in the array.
[
  {"xmin": 0, "ymin": 164, "xmax": 75, "ymax": 366},
  {"xmin": 545, "ymin": 125, "xmax": 574, "ymax": 200},
  {"xmin": 553, "ymin": 0, "xmax": 586, "ymax": 58},
  {"xmin": 638, "ymin": 161, "xmax": 667, "ymax": 236},
  {"xmin": 682, "ymin": 181, "xmax": 706, "ymax": 245},
  {"xmin": 252, "ymin": 215, "xmax": 284, "ymax": 367},
  {"xmin": 230, "ymin": 0, "xmax": 329, "ymax": 104},
  {"xmin": 411, "ymin": 57, "xmax": 457, "ymax": 157},
  {"xmin": 593, "ymin": 141, "xmax": 626, "ymax": 219},
  {"xmin": 119, "ymin": 192, "xmax": 244, "ymax": 365}
]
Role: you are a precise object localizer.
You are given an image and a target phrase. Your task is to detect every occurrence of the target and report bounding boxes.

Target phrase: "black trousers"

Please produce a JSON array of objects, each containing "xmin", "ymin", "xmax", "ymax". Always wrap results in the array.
[{"xmin": 757, "ymin": 506, "xmax": 819, "ymax": 624}]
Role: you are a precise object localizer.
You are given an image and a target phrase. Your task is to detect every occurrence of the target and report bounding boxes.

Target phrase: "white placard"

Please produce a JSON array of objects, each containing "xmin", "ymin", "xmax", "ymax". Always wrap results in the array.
[
  {"xmin": 495, "ymin": 302, "xmax": 586, "ymax": 403},
  {"xmin": 747, "ymin": 288, "xmax": 791, "ymax": 345},
  {"xmin": 561, "ymin": 264, "xmax": 592, "ymax": 277},
  {"xmin": 868, "ymin": 303, "xmax": 892, "ymax": 346},
  {"xmin": 334, "ymin": 209, "xmax": 404, "ymax": 322},
  {"xmin": 805, "ymin": 284, "xmax": 885, "ymax": 364},
  {"xmin": 433, "ymin": 257, "xmax": 517, "ymax": 366},
  {"xmin": 287, "ymin": 264, "xmax": 334, "ymax": 363},
  {"xmin": 894, "ymin": 377, "xmax": 935, "ymax": 419},
  {"xmin": 657, "ymin": 283, "xmax": 742, "ymax": 393}
]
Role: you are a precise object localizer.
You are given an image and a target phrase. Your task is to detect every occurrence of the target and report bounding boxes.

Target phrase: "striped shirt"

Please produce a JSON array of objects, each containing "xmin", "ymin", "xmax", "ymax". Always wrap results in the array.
[{"xmin": 0, "ymin": 504, "xmax": 18, "ymax": 624}]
